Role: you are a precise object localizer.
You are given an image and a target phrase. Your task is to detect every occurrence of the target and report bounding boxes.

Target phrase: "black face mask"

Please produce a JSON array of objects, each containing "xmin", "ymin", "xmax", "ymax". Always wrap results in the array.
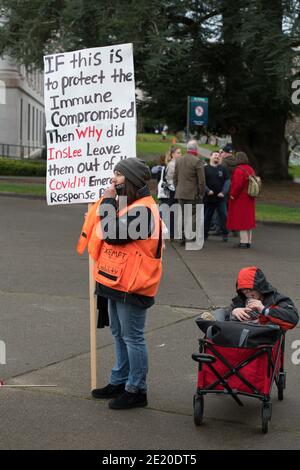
[{"xmin": 115, "ymin": 183, "xmax": 126, "ymax": 196}]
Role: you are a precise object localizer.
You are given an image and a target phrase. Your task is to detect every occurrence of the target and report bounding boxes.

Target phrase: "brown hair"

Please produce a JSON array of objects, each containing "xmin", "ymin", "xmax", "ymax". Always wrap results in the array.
[
  {"xmin": 124, "ymin": 179, "xmax": 141, "ymax": 205},
  {"xmin": 165, "ymin": 145, "xmax": 181, "ymax": 165},
  {"xmin": 235, "ymin": 151, "xmax": 249, "ymax": 164},
  {"xmin": 158, "ymin": 154, "xmax": 166, "ymax": 166}
]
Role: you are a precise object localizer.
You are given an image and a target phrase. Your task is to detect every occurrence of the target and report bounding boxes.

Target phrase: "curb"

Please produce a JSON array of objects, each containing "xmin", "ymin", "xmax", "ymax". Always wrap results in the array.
[{"xmin": 0, "ymin": 192, "xmax": 45, "ymax": 201}]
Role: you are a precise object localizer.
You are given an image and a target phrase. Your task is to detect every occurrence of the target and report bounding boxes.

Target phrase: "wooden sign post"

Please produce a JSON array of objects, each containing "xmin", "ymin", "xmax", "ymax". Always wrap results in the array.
[{"xmin": 89, "ymin": 251, "xmax": 97, "ymax": 390}]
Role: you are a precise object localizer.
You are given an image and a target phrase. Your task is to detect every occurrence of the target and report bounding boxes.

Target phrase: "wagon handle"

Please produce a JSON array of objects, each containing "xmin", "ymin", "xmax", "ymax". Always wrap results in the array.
[{"xmin": 192, "ymin": 353, "xmax": 216, "ymax": 364}]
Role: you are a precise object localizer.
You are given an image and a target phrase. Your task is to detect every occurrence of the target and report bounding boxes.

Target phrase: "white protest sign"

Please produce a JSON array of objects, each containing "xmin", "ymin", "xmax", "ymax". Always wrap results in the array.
[{"xmin": 44, "ymin": 43, "xmax": 136, "ymax": 205}]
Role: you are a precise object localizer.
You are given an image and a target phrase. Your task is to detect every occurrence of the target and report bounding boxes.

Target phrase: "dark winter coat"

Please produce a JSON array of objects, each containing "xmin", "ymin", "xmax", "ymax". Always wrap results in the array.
[{"xmin": 229, "ymin": 266, "xmax": 299, "ymax": 331}]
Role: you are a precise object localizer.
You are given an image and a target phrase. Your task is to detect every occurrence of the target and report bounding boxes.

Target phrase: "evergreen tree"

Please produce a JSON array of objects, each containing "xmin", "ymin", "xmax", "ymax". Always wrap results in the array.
[{"xmin": 0, "ymin": 0, "xmax": 299, "ymax": 178}]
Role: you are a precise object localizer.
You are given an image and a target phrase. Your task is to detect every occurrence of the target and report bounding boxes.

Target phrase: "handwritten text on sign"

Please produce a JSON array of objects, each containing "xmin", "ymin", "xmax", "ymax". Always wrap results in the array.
[{"xmin": 44, "ymin": 44, "xmax": 136, "ymax": 205}]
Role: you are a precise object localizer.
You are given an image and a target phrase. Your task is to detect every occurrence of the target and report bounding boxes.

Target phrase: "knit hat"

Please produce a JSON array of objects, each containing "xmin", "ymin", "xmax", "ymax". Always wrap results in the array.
[
  {"xmin": 236, "ymin": 266, "xmax": 257, "ymax": 291},
  {"xmin": 114, "ymin": 158, "xmax": 151, "ymax": 189}
]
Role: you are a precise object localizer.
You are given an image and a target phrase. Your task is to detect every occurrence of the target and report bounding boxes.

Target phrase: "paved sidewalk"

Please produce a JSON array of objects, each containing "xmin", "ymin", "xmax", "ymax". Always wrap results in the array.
[{"xmin": 0, "ymin": 196, "xmax": 299, "ymax": 449}]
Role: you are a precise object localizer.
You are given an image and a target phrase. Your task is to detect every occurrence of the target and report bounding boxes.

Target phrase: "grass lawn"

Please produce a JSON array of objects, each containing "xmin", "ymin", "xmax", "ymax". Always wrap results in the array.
[
  {"xmin": 289, "ymin": 165, "xmax": 300, "ymax": 179},
  {"xmin": 137, "ymin": 133, "xmax": 176, "ymax": 143},
  {"xmin": 136, "ymin": 133, "xmax": 185, "ymax": 158},
  {"xmin": 256, "ymin": 203, "xmax": 300, "ymax": 224},
  {"xmin": 198, "ymin": 143, "xmax": 219, "ymax": 151},
  {"xmin": 0, "ymin": 182, "xmax": 45, "ymax": 196},
  {"xmin": 136, "ymin": 134, "xmax": 220, "ymax": 157},
  {"xmin": 137, "ymin": 141, "xmax": 185, "ymax": 157}
]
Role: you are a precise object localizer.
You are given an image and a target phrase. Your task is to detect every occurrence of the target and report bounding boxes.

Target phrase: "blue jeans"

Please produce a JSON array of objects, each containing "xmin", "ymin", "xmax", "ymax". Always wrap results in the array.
[{"xmin": 108, "ymin": 299, "xmax": 148, "ymax": 393}]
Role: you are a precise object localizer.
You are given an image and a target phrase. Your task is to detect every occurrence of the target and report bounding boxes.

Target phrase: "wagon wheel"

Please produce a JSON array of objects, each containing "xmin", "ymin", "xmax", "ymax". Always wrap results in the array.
[
  {"xmin": 261, "ymin": 402, "xmax": 272, "ymax": 434},
  {"xmin": 193, "ymin": 394, "xmax": 204, "ymax": 426},
  {"xmin": 277, "ymin": 372, "xmax": 286, "ymax": 401}
]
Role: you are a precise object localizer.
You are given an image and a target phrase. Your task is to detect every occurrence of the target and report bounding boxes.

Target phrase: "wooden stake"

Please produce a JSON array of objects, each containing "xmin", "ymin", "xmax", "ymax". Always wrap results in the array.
[{"xmin": 88, "ymin": 205, "xmax": 98, "ymax": 391}]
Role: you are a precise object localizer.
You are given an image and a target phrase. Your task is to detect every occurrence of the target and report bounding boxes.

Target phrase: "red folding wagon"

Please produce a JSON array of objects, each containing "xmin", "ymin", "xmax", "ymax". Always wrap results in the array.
[{"xmin": 192, "ymin": 318, "xmax": 286, "ymax": 433}]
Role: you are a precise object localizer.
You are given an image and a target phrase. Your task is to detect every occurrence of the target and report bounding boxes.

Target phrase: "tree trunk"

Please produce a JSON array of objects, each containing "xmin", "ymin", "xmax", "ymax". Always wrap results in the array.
[{"xmin": 231, "ymin": 117, "xmax": 289, "ymax": 179}]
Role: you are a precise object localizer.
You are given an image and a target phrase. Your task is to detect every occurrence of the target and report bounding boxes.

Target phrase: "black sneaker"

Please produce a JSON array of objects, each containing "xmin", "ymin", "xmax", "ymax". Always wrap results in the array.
[
  {"xmin": 91, "ymin": 383, "xmax": 125, "ymax": 399},
  {"xmin": 108, "ymin": 390, "xmax": 148, "ymax": 410}
]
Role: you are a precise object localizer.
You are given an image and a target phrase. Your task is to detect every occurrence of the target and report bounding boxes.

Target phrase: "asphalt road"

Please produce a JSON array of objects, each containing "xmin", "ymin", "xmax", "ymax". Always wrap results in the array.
[{"xmin": 0, "ymin": 196, "xmax": 299, "ymax": 449}]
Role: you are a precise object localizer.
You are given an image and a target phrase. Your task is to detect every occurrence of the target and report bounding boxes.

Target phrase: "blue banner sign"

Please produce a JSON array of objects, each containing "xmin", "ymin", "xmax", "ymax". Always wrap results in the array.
[{"xmin": 189, "ymin": 96, "xmax": 208, "ymax": 126}]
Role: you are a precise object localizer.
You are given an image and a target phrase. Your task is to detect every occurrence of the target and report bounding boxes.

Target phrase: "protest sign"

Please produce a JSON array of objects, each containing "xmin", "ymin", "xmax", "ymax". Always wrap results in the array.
[
  {"xmin": 44, "ymin": 43, "xmax": 136, "ymax": 389},
  {"xmin": 44, "ymin": 43, "xmax": 136, "ymax": 206}
]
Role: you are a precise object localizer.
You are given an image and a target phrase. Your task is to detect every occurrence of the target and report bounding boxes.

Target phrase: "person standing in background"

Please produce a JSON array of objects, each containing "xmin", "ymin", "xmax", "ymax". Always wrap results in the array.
[
  {"xmin": 165, "ymin": 145, "xmax": 183, "ymax": 196},
  {"xmin": 227, "ymin": 152, "xmax": 256, "ymax": 248},
  {"xmin": 204, "ymin": 151, "xmax": 230, "ymax": 242},
  {"xmin": 174, "ymin": 140, "xmax": 205, "ymax": 244},
  {"xmin": 220, "ymin": 146, "xmax": 238, "ymax": 177},
  {"xmin": 161, "ymin": 145, "xmax": 183, "ymax": 238}
]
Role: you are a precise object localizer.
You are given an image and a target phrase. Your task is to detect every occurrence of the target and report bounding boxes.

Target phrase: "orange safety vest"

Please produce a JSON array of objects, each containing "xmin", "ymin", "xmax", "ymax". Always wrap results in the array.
[
  {"xmin": 77, "ymin": 196, "xmax": 163, "ymax": 297},
  {"xmin": 77, "ymin": 197, "xmax": 104, "ymax": 261}
]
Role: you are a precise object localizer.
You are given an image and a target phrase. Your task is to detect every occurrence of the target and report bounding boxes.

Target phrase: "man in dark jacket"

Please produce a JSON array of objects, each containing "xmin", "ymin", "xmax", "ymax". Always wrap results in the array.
[
  {"xmin": 201, "ymin": 266, "xmax": 298, "ymax": 331},
  {"xmin": 204, "ymin": 151, "xmax": 230, "ymax": 241}
]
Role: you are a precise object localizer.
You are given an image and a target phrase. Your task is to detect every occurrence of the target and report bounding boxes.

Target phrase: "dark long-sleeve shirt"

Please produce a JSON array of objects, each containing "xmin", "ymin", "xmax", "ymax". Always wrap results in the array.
[{"xmin": 204, "ymin": 164, "xmax": 230, "ymax": 204}]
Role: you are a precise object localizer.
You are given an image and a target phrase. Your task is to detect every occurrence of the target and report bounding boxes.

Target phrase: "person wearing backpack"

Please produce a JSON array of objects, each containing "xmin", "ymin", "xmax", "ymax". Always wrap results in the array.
[{"xmin": 226, "ymin": 152, "xmax": 256, "ymax": 248}]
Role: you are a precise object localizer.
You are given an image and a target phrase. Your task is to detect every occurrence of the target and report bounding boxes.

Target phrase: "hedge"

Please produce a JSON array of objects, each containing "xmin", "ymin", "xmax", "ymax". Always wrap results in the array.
[{"xmin": 0, "ymin": 158, "xmax": 46, "ymax": 176}]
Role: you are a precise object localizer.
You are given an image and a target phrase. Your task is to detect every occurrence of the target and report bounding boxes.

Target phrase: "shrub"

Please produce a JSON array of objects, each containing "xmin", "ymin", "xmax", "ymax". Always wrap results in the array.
[{"xmin": 0, "ymin": 158, "xmax": 46, "ymax": 176}]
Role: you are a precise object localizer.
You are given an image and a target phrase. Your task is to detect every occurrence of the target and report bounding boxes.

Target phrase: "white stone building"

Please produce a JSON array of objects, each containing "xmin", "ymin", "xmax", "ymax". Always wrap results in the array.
[{"xmin": 0, "ymin": 55, "xmax": 44, "ymax": 158}]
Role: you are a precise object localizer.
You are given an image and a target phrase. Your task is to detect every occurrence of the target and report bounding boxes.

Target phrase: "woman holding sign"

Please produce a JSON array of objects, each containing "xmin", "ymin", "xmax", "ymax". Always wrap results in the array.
[{"xmin": 77, "ymin": 158, "xmax": 163, "ymax": 409}]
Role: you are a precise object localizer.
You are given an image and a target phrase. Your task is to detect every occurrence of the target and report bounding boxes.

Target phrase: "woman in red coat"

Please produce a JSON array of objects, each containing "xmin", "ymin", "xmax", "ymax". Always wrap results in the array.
[{"xmin": 227, "ymin": 152, "xmax": 256, "ymax": 248}]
